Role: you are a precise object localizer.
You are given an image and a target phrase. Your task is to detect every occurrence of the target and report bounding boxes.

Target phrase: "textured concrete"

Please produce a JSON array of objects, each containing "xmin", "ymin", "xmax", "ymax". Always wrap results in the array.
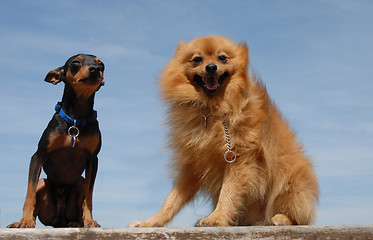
[{"xmin": 1, "ymin": 225, "xmax": 372, "ymax": 240}]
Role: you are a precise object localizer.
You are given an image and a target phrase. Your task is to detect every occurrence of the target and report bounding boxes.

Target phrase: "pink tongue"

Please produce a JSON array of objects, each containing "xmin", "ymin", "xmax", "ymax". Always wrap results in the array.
[{"xmin": 204, "ymin": 76, "xmax": 219, "ymax": 90}]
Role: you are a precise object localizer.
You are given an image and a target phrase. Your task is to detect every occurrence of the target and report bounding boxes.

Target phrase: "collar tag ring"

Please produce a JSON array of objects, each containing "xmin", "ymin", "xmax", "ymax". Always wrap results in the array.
[
  {"xmin": 68, "ymin": 120, "xmax": 80, "ymax": 147},
  {"xmin": 224, "ymin": 150, "xmax": 237, "ymax": 163}
]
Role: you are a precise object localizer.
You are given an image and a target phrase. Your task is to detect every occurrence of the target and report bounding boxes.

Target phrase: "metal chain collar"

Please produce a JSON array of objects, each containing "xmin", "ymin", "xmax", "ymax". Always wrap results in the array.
[
  {"xmin": 199, "ymin": 105, "xmax": 237, "ymax": 163},
  {"xmin": 222, "ymin": 121, "xmax": 237, "ymax": 163}
]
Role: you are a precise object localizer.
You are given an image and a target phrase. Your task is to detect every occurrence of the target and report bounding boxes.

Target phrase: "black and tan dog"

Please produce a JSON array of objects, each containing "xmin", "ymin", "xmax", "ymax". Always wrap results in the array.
[{"xmin": 8, "ymin": 54, "xmax": 104, "ymax": 228}]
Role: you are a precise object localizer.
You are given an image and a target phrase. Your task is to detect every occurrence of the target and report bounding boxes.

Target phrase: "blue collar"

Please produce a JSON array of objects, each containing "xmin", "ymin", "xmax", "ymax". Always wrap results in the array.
[{"xmin": 55, "ymin": 102, "xmax": 97, "ymax": 126}]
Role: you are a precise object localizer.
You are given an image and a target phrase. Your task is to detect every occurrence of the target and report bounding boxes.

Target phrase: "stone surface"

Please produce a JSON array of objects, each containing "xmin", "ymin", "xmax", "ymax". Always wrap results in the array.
[{"xmin": 1, "ymin": 225, "xmax": 372, "ymax": 240}]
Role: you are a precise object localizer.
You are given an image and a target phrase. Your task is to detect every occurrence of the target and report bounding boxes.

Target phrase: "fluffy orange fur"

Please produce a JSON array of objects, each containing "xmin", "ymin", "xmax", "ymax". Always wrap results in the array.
[{"xmin": 130, "ymin": 36, "xmax": 319, "ymax": 227}]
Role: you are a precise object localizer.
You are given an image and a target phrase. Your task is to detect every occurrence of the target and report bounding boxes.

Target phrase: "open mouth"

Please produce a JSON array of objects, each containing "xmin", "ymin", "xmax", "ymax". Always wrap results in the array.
[{"xmin": 193, "ymin": 72, "xmax": 229, "ymax": 95}]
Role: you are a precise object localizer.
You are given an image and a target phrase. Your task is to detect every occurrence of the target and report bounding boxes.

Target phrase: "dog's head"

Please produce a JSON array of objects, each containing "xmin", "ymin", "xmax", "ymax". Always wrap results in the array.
[
  {"xmin": 45, "ymin": 54, "xmax": 105, "ymax": 98},
  {"xmin": 160, "ymin": 36, "xmax": 249, "ymax": 102}
]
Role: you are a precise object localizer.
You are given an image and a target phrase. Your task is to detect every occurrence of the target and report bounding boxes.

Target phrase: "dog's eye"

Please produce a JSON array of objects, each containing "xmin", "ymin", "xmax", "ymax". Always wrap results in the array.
[
  {"xmin": 193, "ymin": 56, "xmax": 203, "ymax": 64},
  {"xmin": 71, "ymin": 59, "xmax": 82, "ymax": 69},
  {"xmin": 218, "ymin": 55, "xmax": 228, "ymax": 63},
  {"xmin": 72, "ymin": 59, "xmax": 81, "ymax": 65}
]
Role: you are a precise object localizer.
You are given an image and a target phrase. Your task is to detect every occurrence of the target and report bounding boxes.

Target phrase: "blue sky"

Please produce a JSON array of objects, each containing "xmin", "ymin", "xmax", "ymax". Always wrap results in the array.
[{"xmin": 1, "ymin": 0, "xmax": 372, "ymax": 228}]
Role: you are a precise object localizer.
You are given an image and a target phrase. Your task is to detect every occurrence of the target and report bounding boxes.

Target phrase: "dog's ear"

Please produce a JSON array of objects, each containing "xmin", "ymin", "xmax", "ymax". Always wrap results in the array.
[
  {"xmin": 44, "ymin": 66, "xmax": 64, "ymax": 85},
  {"xmin": 175, "ymin": 41, "xmax": 187, "ymax": 55},
  {"xmin": 238, "ymin": 42, "xmax": 249, "ymax": 66}
]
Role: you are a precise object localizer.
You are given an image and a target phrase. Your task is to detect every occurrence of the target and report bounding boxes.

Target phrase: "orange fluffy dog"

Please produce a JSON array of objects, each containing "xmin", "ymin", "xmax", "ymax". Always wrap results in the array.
[{"xmin": 130, "ymin": 36, "xmax": 319, "ymax": 227}]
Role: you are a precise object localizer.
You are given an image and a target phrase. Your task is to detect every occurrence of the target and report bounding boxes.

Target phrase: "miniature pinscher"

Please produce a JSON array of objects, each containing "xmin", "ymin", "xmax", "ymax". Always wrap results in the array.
[{"xmin": 8, "ymin": 54, "xmax": 105, "ymax": 228}]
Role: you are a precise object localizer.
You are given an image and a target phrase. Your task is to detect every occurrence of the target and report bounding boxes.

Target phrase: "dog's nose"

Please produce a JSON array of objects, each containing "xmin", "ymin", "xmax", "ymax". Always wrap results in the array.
[
  {"xmin": 205, "ymin": 64, "xmax": 217, "ymax": 73},
  {"xmin": 89, "ymin": 66, "xmax": 99, "ymax": 73},
  {"xmin": 89, "ymin": 66, "xmax": 100, "ymax": 75}
]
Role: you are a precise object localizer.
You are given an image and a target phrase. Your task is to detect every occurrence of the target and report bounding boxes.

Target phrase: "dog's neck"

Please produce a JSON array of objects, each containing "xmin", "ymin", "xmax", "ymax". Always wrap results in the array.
[{"xmin": 60, "ymin": 85, "xmax": 96, "ymax": 119}]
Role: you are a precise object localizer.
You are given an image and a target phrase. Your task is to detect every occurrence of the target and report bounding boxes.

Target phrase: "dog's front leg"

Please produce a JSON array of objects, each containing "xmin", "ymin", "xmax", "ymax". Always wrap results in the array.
[
  {"xmin": 196, "ymin": 161, "xmax": 264, "ymax": 227},
  {"xmin": 82, "ymin": 155, "xmax": 100, "ymax": 228},
  {"xmin": 8, "ymin": 152, "xmax": 43, "ymax": 228},
  {"xmin": 129, "ymin": 171, "xmax": 200, "ymax": 227}
]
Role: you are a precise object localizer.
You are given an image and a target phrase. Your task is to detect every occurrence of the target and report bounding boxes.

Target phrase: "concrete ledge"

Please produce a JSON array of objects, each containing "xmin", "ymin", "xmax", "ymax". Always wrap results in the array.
[{"xmin": 1, "ymin": 225, "xmax": 372, "ymax": 240}]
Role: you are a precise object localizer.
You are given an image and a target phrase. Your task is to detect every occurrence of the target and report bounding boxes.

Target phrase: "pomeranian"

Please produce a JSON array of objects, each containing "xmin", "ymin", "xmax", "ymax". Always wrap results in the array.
[{"xmin": 130, "ymin": 36, "xmax": 319, "ymax": 227}]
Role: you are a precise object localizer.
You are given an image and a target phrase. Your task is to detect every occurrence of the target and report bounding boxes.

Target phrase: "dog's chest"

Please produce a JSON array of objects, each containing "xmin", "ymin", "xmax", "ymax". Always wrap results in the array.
[
  {"xmin": 43, "ymin": 132, "xmax": 100, "ymax": 184},
  {"xmin": 47, "ymin": 131, "xmax": 100, "ymax": 155},
  {"xmin": 174, "ymin": 120, "xmax": 228, "ymax": 165}
]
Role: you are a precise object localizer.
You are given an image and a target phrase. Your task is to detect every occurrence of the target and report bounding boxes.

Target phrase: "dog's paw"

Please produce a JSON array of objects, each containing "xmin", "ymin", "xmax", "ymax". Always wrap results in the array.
[
  {"xmin": 84, "ymin": 220, "xmax": 101, "ymax": 228},
  {"xmin": 271, "ymin": 214, "xmax": 293, "ymax": 226},
  {"xmin": 195, "ymin": 216, "xmax": 229, "ymax": 227},
  {"xmin": 7, "ymin": 218, "xmax": 36, "ymax": 228},
  {"xmin": 128, "ymin": 220, "xmax": 162, "ymax": 228},
  {"xmin": 7, "ymin": 222, "xmax": 20, "ymax": 228}
]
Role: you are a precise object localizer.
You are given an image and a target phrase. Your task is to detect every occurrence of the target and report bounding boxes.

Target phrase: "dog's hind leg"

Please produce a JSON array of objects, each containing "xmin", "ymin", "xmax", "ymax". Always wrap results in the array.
[
  {"xmin": 35, "ymin": 178, "xmax": 56, "ymax": 226},
  {"xmin": 267, "ymin": 162, "xmax": 319, "ymax": 225}
]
